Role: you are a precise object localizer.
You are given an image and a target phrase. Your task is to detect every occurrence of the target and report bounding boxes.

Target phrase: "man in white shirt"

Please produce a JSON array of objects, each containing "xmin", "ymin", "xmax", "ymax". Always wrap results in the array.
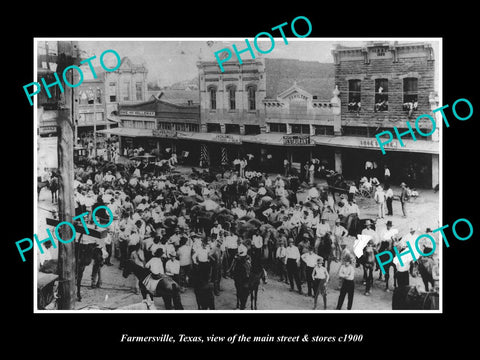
[
  {"xmin": 251, "ymin": 230, "xmax": 263, "ymax": 260},
  {"xmin": 285, "ymin": 239, "xmax": 302, "ymax": 294},
  {"xmin": 301, "ymin": 248, "xmax": 321, "ymax": 297},
  {"xmin": 224, "ymin": 231, "xmax": 239, "ymax": 270},
  {"xmin": 374, "ymin": 185, "xmax": 386, "ymax": 219},
  {"xmin": 361, "ymin": 220, "xmax": 378, "ymax": 246},
  {"xmin": 398, "ymin": 226, "xmax": 418, "ymax": 252}
]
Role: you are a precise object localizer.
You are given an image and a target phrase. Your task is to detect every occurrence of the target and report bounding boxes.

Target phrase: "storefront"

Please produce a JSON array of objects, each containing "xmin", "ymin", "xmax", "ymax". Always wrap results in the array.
[{"xmin": 312, "ymin": 135, "xmax": 439, "ymax": 188}]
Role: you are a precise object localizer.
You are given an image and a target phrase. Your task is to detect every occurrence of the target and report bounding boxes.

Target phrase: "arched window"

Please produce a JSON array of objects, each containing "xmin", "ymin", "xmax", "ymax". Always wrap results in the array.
[
  {"xmin": 208, "ymin": 86, "xmax": 217, "ymax": 110},
  {"xmin": 403, "ymin": 77, "xmax": 418, "ymax": 112},
  {"xmin": 226, "ymin": 85, "xmax": 236, "ymax": 110},
  {"xmin": 374, "ymin": 78, "xmax": 388, "ymax": 112},
  {"xmin": 246, "ymin": 85, "xmax": 256, "ymax": 111}
]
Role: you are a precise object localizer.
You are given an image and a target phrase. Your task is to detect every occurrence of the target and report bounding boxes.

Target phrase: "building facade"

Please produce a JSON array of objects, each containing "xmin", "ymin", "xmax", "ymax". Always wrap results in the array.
[
  {"xmin": 99, "ymin": 95, "xmax": 201, "ymax": 165},
  {"xmin": 330, "ymin": 41, "xmax": 439, "ymax": 188},
  {"xmin": 196, "ymin": 57, "xmax": 339, "ymax": 171},
  {"xmin": 74, "ymin": 57, "xmax": 148, "ymax": 149}
]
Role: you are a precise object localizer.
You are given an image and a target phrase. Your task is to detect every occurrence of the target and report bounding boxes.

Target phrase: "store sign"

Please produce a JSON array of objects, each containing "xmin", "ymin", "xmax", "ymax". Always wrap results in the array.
[
  {"xmin": 152, "ymin": 129, "xmax": 177, "ymax": 138},
  {"xmin": 39, "ymin": 126, "xmax": 57, "ymax": 135},
  {"xmin": 214, "ymin": 134, "xmax": 242, "ymax": 144},
  {"xmin": 283, "ymin": 135, "xmax": 311, "ymax": 145},
  {"xmin": 360, "ymin": 138, "xmax": 398, "ymax": 149},
  {"xmin": 120, "ymin": 110, "xmax": 155, "ymax": 117}
]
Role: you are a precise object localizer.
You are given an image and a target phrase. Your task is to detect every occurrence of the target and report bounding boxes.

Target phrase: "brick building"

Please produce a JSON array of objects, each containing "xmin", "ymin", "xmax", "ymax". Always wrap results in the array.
[
  {"xmin": 329, "ymin": 41, "xmax": 439, "ymax": 188},
  {"xmin": 74, "ymin": 56, "xmax": 148, "ymax": 149},
  {"xmin": 196, "ymin": 57, "xmax": 339, "ymax": 171}
]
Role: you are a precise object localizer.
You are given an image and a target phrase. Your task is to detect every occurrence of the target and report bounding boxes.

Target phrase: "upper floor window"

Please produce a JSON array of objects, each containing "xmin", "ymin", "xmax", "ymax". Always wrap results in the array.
[
  {"xmin": 227, "ymin": 86, "xmax": 236, "ymax": 110},
  {"xmin": 247, "ymin": 85, "xmax": 256, "ymax": 111},
  {"xmin": 122, "ymin": 81, "xmax": 130, "ymax": 101},
  {"xmin": 135, "ymin": 82, "xmax": 143, "ymax": 101},
  {"xmin": 348, "ymin": 79, "xmax": 361, "ymax": 112},
  {"xmin": 403, "ymin": 77, "xmax": 418, "ymax": 113},
  {"xmin": 108, "ymin": 82, "xmax": 116, "ymax": 102},
  {"xmin": 374, "ymin": 79, "xmax": 388, "ymax": 112},
  {"xmin": 208, "ymin": 86, "xmax": 217, "ymax": 110},
  {"xmin": 96, "ymin": 88, "xmax": 102, "ymax": 104}
]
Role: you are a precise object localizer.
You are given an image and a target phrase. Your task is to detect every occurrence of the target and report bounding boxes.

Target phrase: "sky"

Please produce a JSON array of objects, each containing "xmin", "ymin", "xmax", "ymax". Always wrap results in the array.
[{"xmin": 38, "ymin": 39, "xmax": 441, "ymax": 87}]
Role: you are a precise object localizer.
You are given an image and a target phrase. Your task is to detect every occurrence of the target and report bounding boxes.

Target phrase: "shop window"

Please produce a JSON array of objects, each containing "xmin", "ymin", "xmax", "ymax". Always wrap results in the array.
[
  {"xmin": 348, "ymin": 79, "xmax": 361, "ymax": 112},
  {"xmin": 145, "ymin": 121, "xmax": 155, "ymax": 130},
  {"xmin": 268, "ymin": 123, "xmax": 286, "ymax": 133},
  {"xmin": 245, "ymin": 125, "xmax": 260, "ymax": 135},
  {"xmin": 374, "ymin": 79, "xmax": 388, "ymax": 112},
  {"xmin": 247, "ymin": 85, "xmax": 256, "ymax": 111},
  {"xmin": 314, "ymin": 125, "xmax": 334, "ymax": 136},
  {"xmin": 158, "ymin": 122, "xmax": 172, "ymax": 130},
  {"xmin": 343, "ymin": 126, "xmax": 368, "ymax": 137},
  {"xmin": 207, "ymin": 123, "xmax": 221, "ymax": 133},
  {"xmin": 225, "ymin": 124, "xmax": 240, "ymax": 134},
  {"xmin": 291, "ymin": 124, "xmax": 310, "ymax": 134},
  {"xmin": 403, "ymin": 78, "xmax": 418, "ymax": 113},
  {"xmin": 227, "ymin": 85, "xmax": 236, "ymax": 110}
]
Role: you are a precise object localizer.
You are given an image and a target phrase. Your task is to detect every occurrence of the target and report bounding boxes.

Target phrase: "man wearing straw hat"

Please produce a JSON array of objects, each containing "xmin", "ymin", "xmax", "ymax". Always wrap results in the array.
[{"xmin": 312, "ymin": 256, "xmax": 329, "ymax": 310}]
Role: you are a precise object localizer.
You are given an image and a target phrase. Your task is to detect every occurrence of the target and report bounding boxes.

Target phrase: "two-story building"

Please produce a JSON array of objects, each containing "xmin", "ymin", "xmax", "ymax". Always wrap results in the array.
[
  {"xmin": 329, "ymin": 41, "xmax": 439, "ymax": 188},
  {"xmin": 196, "ymin": 57, "xmax": 339, "ymax": 171},
  {"xmin": 74, "ymin": 56, "xmax": 148, "ymax": 149},
  {"xmin": 98, "ymin": 93, "xmax": 201, "ymax": 165}
]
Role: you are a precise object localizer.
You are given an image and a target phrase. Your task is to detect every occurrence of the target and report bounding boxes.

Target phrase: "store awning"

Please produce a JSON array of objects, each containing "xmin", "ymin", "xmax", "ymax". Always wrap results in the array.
[
  {"xmin": 242, "ymin": 133, "xmax": 314, "ymax": 146},
  {"xmin": 97, "ymin": 127, "xmax": 154, "ymax": 137},
  {"xmin": 311, "ymin": 135, "xmax": 439, "ymax": 154}
]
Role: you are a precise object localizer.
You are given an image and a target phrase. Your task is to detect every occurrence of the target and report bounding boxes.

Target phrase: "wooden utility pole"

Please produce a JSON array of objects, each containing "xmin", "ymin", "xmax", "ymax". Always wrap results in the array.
[{"xmin": 53, "ymin": 41, "xmax": 81, "ymax": 309}]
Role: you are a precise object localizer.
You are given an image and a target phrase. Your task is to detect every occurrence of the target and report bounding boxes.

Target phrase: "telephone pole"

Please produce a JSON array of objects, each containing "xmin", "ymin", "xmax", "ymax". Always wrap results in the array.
[{"xmin": 50, "ymin": 41, "xmax": 81, "ymax": 309}]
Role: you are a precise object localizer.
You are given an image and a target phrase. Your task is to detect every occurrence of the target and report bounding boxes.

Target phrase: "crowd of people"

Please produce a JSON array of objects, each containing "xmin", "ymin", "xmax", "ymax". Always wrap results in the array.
[{"xmin": 40, "ymin": 150, "xmax": 439, "ymax": 310}]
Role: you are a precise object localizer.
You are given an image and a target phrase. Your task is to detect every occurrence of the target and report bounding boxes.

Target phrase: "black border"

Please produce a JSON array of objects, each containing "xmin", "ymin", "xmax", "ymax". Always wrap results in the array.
[{"xmin": 8, "ymin": 7, "xmax": 478, "ymax": 352}]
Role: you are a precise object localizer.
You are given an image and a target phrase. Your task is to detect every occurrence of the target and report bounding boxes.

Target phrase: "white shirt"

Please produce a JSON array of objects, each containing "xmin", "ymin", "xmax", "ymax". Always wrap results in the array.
[
  {"xmin": 145, "ymin": 258, "xmax": 164, "ymax": 275},
  {"xmin": 308, "ymin": 187, "xmax": 319, "ymax": 199},
  {"xmin": 225, "ymin": 235, "xmax": 238, "ymax": 249},
  {"xmin": 316, "ymin": 222, "xmax": 331, "ymax": 237},
  {"xmin": 286, "ymin": 245, "xmax": 300, "ymax": 261},
  {"xmin": 193, "ymin": 246, "xmax": 210, "ymax": 263},
  {"xmin": 165, "ymin": 259, "xmax": 180, "ymax": 275},
  {"xmin": 301, "ymin": 252, "xmax": 320, "ymax": 267},
  {"xmin": 252, "ymin": 235, "xmax": 263, "ymax": 249}
]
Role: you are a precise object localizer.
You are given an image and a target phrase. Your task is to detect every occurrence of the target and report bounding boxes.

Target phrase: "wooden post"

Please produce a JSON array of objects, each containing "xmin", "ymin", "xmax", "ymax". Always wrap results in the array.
[
  {"xmin": 56, "ymin": 106, "xmax": 76, "ymax": 310},
  {"xmin": 55, "ymin": 45, "xmax": 77, "ymax": 310}
]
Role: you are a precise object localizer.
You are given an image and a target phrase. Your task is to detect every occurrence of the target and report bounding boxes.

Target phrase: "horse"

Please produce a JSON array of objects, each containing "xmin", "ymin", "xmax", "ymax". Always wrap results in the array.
[
  {"xmin": 317, "ymin": 233, "xmax": 334, "ymax": 273},
  {"xmin": 122, "ymin": 260, "xmax": 184, "ymax": 310},
  {"xmin": 392, "ymin": 285, "xmax": 439, "ymax": 310},
  {"xmin": 37, "ymin": 177, "xmax": 50, "ymax": 198},
  {"xmin": 190, "ymin": 265, "xmax": 215, "ymax": 310},
  {"xmin": 230, "ymin": 255, "xmax": 251, "ymax": 310},
  {"xmin": 49, "ymin": 176, "xmax": 59, "ymax": 203},
  {"xmin": 412, "ymin": 256, "xmax": 438, "ymax": 292},
  {"xmin": 377, "ymin": 240, "xmax": 397, "ymax": 291},
  {"xmin": 75, "ymin": 241, "xmax": 104, "ymax": 301},
  {"xmin": 248, "ymin": 257, "xmax": 267, "ymax": 310}
]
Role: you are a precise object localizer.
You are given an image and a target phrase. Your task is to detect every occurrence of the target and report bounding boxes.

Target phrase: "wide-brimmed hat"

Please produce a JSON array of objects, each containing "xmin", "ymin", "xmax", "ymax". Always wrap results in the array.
[
  {"xmin": 386, "ymin": 220, "xmax": 393, "ymax": 227},
  {"xmin": 400, "ymin": 182, "xmax": 406, "ymax": 187}
]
